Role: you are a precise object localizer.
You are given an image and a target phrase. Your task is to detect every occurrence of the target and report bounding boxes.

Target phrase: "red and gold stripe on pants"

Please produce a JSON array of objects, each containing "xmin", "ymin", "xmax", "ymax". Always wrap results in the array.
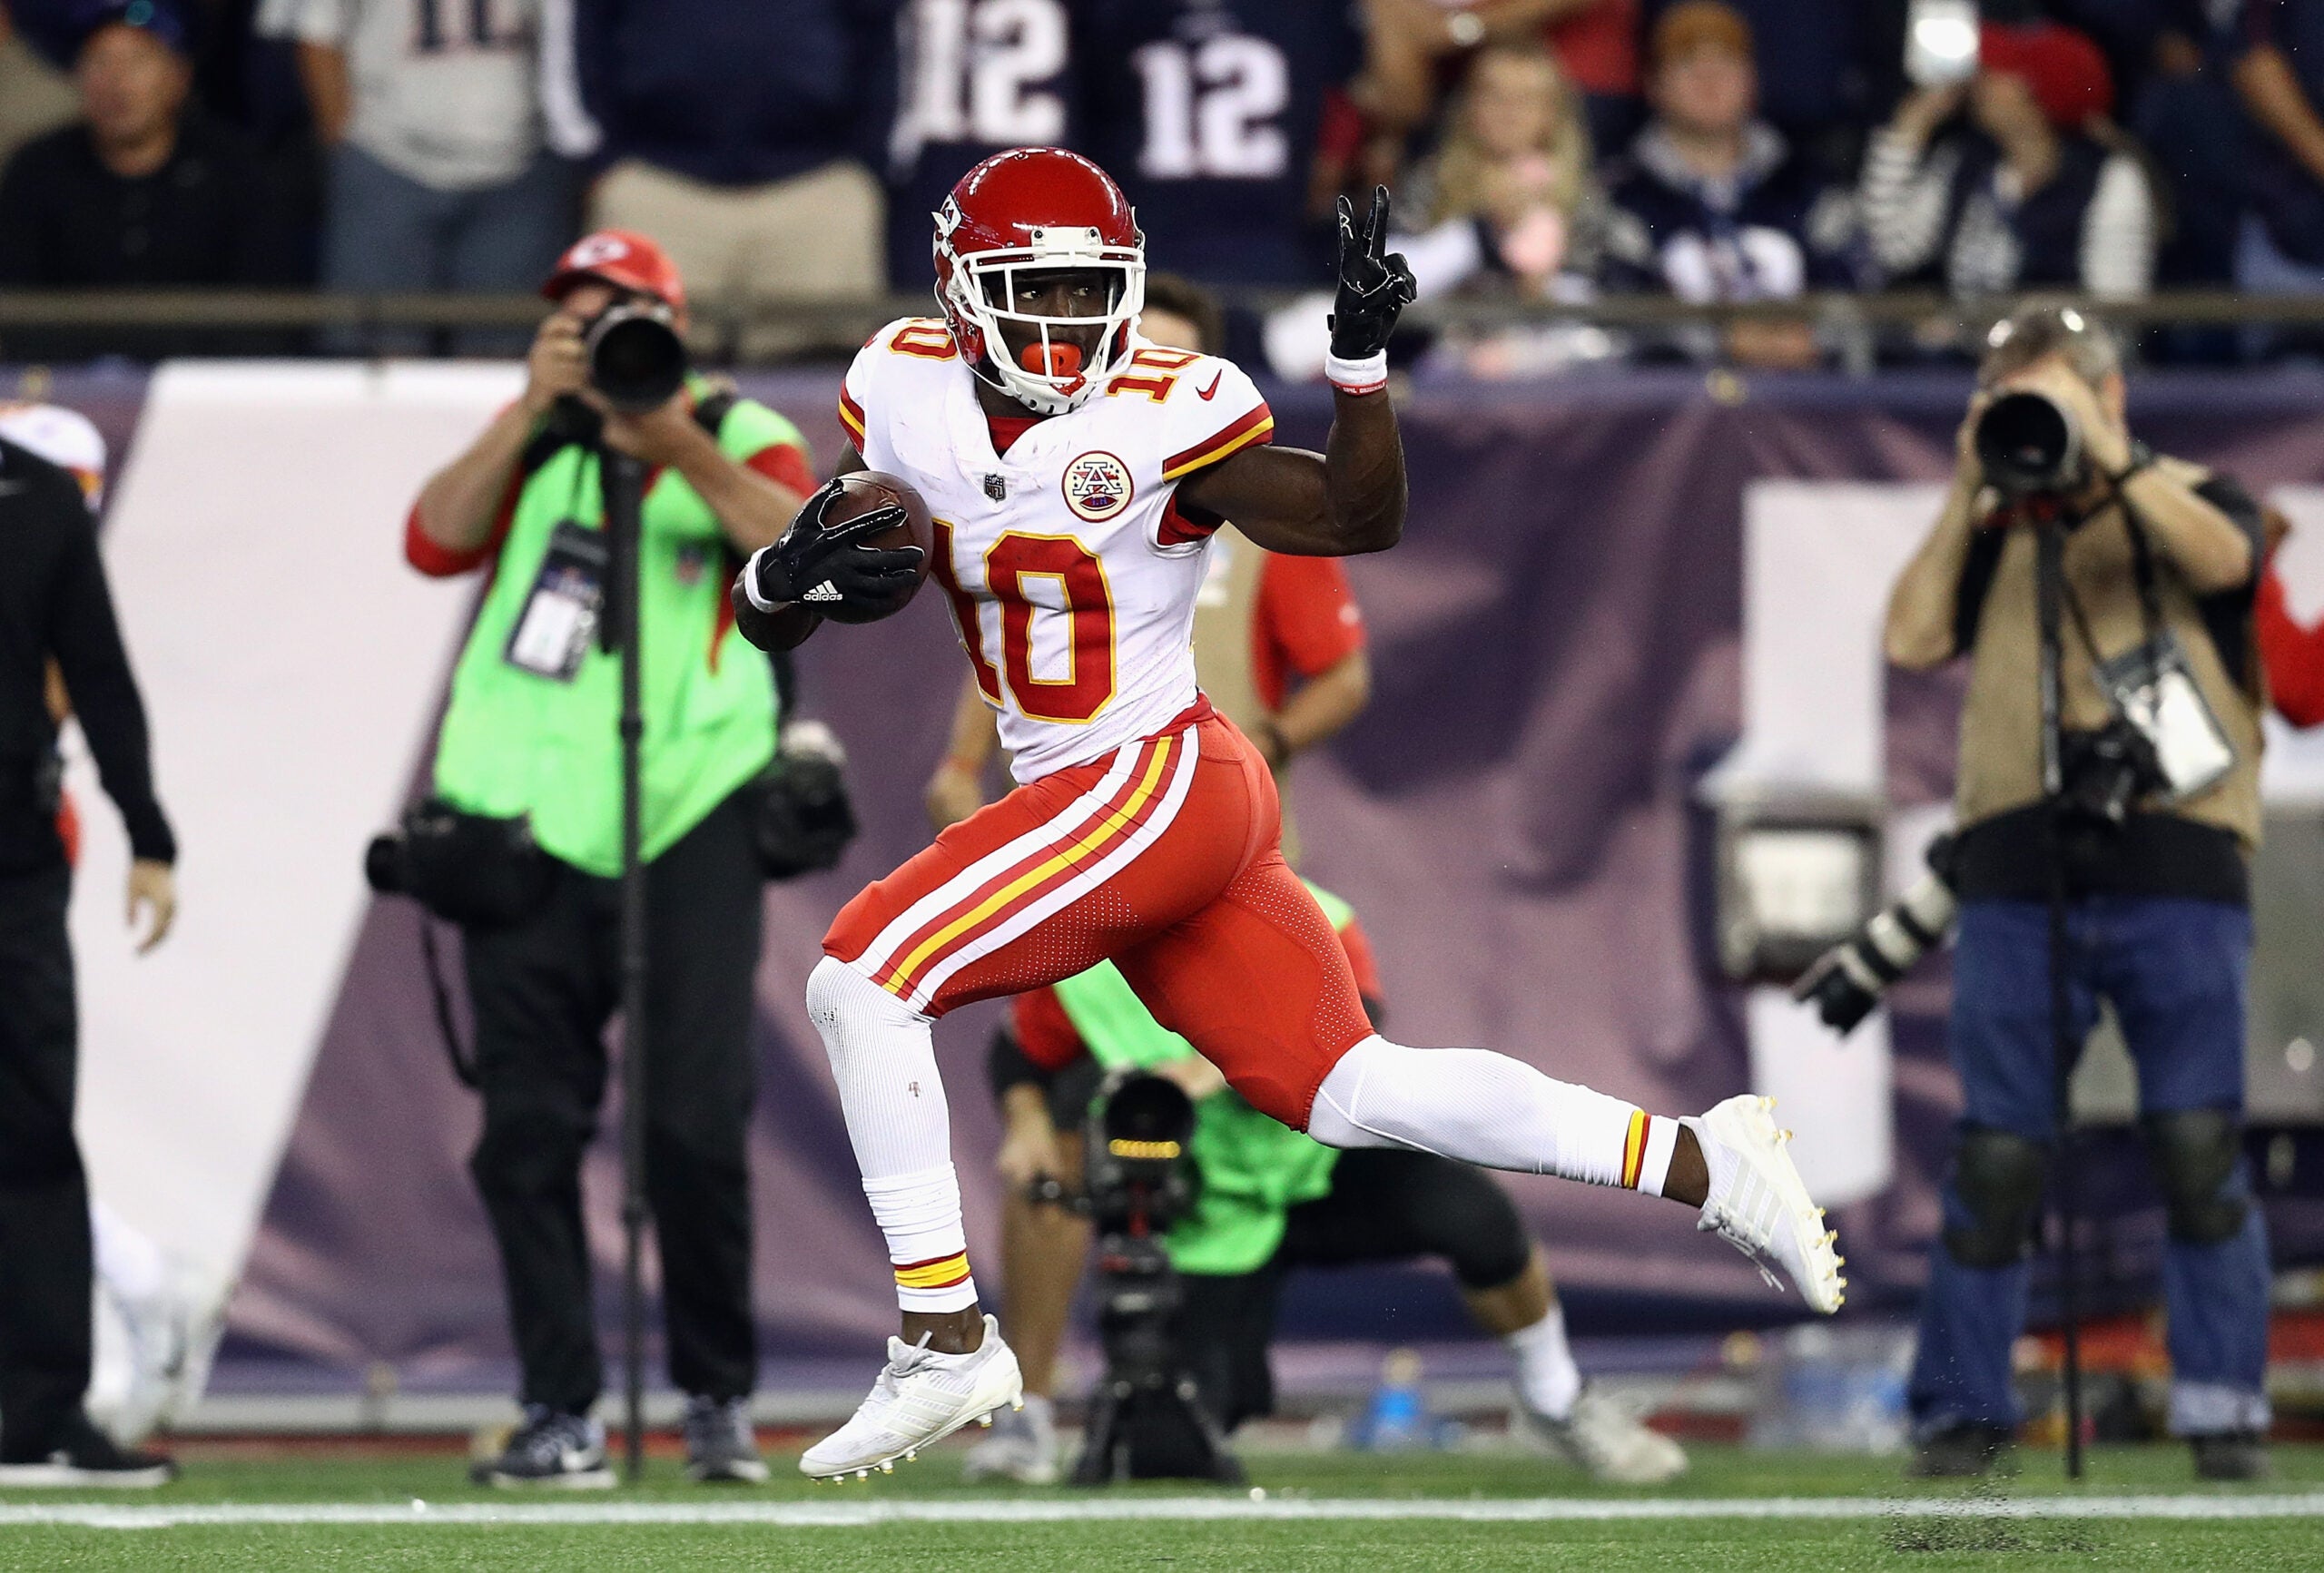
[{"xmin": 871, "ymin": 734, "xmax": 1180, "ymax": 1003}]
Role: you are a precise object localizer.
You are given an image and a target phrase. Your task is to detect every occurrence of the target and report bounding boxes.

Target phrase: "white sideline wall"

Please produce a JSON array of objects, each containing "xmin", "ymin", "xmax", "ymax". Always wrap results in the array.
[{"xmin": 64, "ymin": 361, "xmax": 522, "ymax": 1302}]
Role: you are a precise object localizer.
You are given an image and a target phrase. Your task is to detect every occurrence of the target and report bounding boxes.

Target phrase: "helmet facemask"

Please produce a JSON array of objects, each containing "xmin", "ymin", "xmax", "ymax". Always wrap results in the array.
[{"xmin": 939, "ymin": 223, "xmax": 1146, "ymax": 416}]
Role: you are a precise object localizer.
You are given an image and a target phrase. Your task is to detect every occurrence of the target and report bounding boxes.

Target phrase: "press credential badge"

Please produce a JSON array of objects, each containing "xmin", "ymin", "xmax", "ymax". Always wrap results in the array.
[{"xmin": 506, "ymin": 520, "xmax": 608, "ymax": 682}]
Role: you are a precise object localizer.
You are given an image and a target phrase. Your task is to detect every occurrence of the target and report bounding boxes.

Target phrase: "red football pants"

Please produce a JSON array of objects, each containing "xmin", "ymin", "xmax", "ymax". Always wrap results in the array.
[{"xmin": 824, "ymin": 708, "xmax": 1374, "ymax": 1126}]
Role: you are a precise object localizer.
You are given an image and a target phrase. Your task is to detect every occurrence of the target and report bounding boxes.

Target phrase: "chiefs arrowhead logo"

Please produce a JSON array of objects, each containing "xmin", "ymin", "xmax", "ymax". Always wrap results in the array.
[
  {"xmin": 1061, "ymin": 451, "xmax": 1134, "ymax": 524},
  {"xmin": 567, "ymin": 233, "xmax": 630, "ymax": 267}
]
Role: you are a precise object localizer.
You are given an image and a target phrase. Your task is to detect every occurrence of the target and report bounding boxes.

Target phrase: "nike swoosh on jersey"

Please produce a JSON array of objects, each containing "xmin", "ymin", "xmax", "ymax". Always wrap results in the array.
[{"xmin": 1196, "ymin": 372, "xmax": 1224, "ymax": 401}]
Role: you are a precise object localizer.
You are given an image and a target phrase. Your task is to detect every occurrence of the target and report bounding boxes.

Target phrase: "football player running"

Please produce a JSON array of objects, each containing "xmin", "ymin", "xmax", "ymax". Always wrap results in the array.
[{"xmin": 734, "ymin": 148, "xmax": 1845, "ymax": 1481}]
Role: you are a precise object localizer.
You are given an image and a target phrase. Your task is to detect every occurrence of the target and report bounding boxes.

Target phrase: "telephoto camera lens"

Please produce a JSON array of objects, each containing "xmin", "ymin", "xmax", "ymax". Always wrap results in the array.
[
  {"xmin": 1792, "ymin": 834, "xmax": 1960, "ymax": 1036},
  {"xmin": 1974, "ymin": 389, "xmax": 2083, "ymax": 498},
  {"xmin": 585, "ymin": 301, "xmax": 688, "ymax": 413}
]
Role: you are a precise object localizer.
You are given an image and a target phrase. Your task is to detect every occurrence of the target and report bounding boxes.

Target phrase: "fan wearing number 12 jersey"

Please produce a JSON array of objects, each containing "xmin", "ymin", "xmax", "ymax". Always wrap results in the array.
[{"xmin": 733, "ymin": 146, "xmax": 1845, "ymax": 1481}]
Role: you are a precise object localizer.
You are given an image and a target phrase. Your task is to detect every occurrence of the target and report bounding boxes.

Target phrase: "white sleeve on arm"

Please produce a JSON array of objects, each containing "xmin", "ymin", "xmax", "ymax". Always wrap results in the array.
[
  {"xmin": 1147, "ymin": 355, "xmax": 1274, "ymax": 554},
  {"xmin": 2082, "ymin": 153, "xmax": 2156, "ymax": 300},
  {"xmin": 840, "ymin": 329, "xmax": 907, "ymax": 473},
  {"xmin": 1858, "ymin": 129, "xmax": 1955, "ymax": 279}
]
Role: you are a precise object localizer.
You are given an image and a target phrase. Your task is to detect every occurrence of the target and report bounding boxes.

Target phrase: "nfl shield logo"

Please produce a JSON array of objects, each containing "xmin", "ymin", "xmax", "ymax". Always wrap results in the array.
[{"xmin": 983, "ymin": 473, "xmax": 1007, "ymax": 502}]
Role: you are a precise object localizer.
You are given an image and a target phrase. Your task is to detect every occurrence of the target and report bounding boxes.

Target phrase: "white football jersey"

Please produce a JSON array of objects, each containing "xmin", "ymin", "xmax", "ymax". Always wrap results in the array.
[{"xmin": 841, "ymin": 318, "xmax": 1275, "ymax": 782}]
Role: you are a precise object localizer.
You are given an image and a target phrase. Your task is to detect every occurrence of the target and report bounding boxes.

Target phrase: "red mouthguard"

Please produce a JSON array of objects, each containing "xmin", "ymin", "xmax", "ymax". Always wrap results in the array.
[{"xmin": 1019, "ymin": 340, "xmax": 1085, "ymax": 377}]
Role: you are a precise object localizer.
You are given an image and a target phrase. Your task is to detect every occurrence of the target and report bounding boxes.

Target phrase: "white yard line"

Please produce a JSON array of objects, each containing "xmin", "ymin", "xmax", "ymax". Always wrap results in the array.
[{"xmin": 2, "ymin": 1494, "xmax": 2322, "ymax": 1529}]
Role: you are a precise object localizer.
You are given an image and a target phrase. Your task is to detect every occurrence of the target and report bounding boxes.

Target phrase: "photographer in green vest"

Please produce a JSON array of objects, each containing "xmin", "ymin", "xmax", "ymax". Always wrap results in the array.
[
  {"xmin": 402, "ymin": 230, "xmax": 815, "ymax": 1489},
  {"xmin": 997, "ymin": 886, "xmax": 1686, "ymax": 1485}
]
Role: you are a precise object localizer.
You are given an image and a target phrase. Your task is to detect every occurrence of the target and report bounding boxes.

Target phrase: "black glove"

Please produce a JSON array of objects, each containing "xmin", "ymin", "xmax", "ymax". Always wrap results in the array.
[
  {"xmin": 749, "ymin": 479, "xmax": 924, "ymax": 623},
  {"xmin": 1326, "ymin": 185, "xmax": 1418, "ymax": 361}
]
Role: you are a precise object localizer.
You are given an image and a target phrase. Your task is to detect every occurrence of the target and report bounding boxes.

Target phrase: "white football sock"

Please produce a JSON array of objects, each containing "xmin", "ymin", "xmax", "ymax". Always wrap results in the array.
[
  {"xmin": 807, "ymin": 958, "xmax": 978, "ymax": 1312},
  {"xmin": 1307, "ymin": 1035, "xmax": 1670, "ymax": 1192},
  {"xmin": 91, "ymin": 1198, "xmax": 169, "ymax": 1309},
  {"xmin": 1505, "ymin": 1303, "xmax": 1582, "ymax": 1421}
]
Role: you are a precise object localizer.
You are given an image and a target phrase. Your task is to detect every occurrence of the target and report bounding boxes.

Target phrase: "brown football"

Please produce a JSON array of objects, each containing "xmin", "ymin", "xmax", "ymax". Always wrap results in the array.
[{"xmin": 813, "ymin": 470, "xmax": 934, "ymax": 624}]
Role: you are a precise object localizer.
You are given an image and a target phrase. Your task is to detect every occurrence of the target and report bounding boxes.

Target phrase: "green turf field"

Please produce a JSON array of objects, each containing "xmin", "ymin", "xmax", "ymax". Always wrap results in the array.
[{"xmin": 3, "ymin": 1443, "xmax": 2320, "ymax": 1571}]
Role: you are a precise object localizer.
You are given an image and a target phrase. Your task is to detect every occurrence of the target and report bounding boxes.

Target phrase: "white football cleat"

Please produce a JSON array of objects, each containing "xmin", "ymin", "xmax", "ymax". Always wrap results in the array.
[
  {"xmin": 1688, "ymin": 1095, "xmax": 1846, "ymax": 1314},
  {"xmin": 1517, "ymin": 1387, "xmax": 1689, "ymax": 1484},
  {"xmin": 801, "ymin": 1315, "xmax": 1023, "ymax": 1480},
  {"xmin": 962, "ymin": 1391, "xmax": 1061, "ymax": 1484}
]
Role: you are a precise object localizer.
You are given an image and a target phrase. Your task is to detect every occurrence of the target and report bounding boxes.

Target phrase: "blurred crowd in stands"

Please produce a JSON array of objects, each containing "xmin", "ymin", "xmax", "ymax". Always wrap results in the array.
[{"xmin": 5, "ymin": 0, "xmax": 2324, "ymax": 372}]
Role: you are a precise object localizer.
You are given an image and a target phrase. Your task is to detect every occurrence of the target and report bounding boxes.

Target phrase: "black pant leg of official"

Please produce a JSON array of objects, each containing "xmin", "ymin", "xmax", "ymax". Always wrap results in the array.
[
  {"xmin": 0, "ymin": 866, "xmax": 90, "ymax": 1458},
  {"xmin": 639, "ymin": 791, "xmax": 763, "ymax": 1402},
  {"xmin": 464, "ymin": 865, "xmax": 616, "ymax": 1415}
]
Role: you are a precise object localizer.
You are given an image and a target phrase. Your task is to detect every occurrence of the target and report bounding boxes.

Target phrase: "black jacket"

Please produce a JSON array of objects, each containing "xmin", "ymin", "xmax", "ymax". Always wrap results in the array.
[
  {"xmin": 574, "ymin": 0, "xmax": 892, "ymax": 187},
  {"xmin": 0, "ymin": 112, "xmax": 299, "ymax": 359},
  {"xmin": 0, "ymin": 438, "xmax": 172, "ymax": 875}
]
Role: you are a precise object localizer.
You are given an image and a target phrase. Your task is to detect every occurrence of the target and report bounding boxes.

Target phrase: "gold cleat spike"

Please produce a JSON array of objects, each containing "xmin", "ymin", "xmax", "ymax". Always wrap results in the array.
[
  {"xmin": 977, "ymin": 1413, "xmax": 994, "ymax": 1428},
  {"xmin": 904, "ymin": 1449, "xmax": 918, "ymax": 1461},
  {"xmin": 880, "ymin": 1461, "xmax": 893, "ymax": 1474},
  {"xmin": 1815, "ymin": 1207, "xmax": 1826, "ymax": 1219},
  {"xmin": 1012, "ymin": 1398, "xmax": 1026, "ymax": 1411},
  {"xmin": 1825, "ymin": 1230, "xmax": 1839, "ymax": 1244},
  {"xmin": 1779, "ymin": 1129, "xmax": 1794, "ymax": 1143},
  {"xmin": 857, "ymin": 1469, "xmax": 870, "ymax": 1480}
]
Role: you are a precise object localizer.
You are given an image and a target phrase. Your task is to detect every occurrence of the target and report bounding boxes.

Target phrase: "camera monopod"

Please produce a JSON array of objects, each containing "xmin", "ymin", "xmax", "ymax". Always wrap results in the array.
[
  {"xmin": 599, "ymin": 447, "xmax": 652, "ymax": 1485},
  {"xmin": 2034, "ymin": 515, "xmax": 2088, "ymax": 1481}
]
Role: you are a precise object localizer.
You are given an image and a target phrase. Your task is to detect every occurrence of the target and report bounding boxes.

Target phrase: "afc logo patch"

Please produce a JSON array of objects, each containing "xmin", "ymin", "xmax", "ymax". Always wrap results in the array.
[{"xmin": 1061, "ymin": 451, "xmax": 1133, "ymax": 523}]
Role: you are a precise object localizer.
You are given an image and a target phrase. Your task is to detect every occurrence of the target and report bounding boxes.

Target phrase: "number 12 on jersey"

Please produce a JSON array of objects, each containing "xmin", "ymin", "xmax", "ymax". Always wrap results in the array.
[{"xmin": 933, "ymin": 521, "xmax": 1118, "ymax": 724}]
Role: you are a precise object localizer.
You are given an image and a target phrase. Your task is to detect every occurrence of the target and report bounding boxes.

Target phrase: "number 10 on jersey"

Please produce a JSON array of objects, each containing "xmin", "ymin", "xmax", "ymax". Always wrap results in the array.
[{"xmin": 933, "ymin": 521, "xmax": 1118, "ymax": 724}]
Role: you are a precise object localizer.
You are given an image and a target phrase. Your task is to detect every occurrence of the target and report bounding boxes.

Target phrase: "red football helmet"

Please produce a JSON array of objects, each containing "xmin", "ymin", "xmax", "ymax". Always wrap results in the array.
[{"xmin": 934, "ymin": 148, "xmax": 1146, "ymax": 416}]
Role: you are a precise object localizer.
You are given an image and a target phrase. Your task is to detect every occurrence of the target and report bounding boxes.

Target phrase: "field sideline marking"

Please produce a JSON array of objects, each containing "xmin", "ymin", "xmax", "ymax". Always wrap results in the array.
[{"xmin": 4, "ymin": 1494, "xmax": 2323, "ymax": 1529}]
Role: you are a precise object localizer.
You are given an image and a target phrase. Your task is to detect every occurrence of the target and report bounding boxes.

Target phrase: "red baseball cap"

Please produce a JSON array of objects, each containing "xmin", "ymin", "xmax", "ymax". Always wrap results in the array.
[
  {"xmin": 1980, "ymin": 22, "xmax": 2113, "ymax": 126},
  {"xmin": 542, "ymin": 230, "xmax": 687, "ymax": 312}
]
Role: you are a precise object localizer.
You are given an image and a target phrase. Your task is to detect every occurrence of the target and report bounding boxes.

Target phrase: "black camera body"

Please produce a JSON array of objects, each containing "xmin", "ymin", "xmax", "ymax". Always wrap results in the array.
[
  {"xmin": 1975, "ymin": 389, "xmax": 2085, "ymax": 499},
  {"xmin": 367, "ymin": 798, "xmax": 554, "ymax": 929},
  {"xmin": 752, "ymin": 721, "xmax": 859, "ymax": 880},
  {"xmin": 2060, "ymin": 717, "xmax": 2169, "ymax": 830},
  {"xmin": 1070, "ymin": 1069, "xmax": 1242, "ymax": 1485},
  {"xmin": 1082, "ymin": 1070, "xmax": 1196, "ymax": 1234},
  {"xmin": 582, "ymin": 300, "xmax": 687, "ymax": 414}
]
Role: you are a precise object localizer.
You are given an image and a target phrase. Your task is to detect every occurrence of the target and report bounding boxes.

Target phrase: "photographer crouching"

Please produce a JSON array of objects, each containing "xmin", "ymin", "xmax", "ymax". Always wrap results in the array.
[
  {"xmin": 1885, "ymin": 307, "xmax": 2270, "ymax": 1481},
  {"xmin": 398, "ymin": 231, "xmax": 819, "ymax": 1487}
]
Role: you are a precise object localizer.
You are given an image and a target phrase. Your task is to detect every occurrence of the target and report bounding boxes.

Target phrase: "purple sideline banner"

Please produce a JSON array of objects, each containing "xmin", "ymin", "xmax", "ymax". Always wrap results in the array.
[{"xmin": 44, "ymin": 364, "xmax": 2324, "ymax": 1384}]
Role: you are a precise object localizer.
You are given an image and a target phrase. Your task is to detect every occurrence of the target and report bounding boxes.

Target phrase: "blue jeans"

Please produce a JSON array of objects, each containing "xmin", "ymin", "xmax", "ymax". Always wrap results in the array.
[
  {"xmin": 1907, "ymin": 898, "xmax": 2272, "ymax": 1439},
  {"xmin": 321, "ymin": 144, "xmax": 575, "ymax": 352}
]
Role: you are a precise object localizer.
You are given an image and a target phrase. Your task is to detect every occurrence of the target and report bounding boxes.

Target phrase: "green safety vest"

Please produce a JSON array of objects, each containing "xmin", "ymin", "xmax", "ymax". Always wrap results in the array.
[
  {"xmin": 1052, "ymin": 883, "xmax": 1357, "ymax": 1277},
  {"xmin": 432, "ymin": 388, "xmax": 803, "ymax": 875}
]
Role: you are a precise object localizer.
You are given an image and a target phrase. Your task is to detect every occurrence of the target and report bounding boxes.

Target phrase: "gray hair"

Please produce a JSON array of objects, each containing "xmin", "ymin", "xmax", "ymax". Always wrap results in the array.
[{"xmin": 1978, "ymin": 304, "xmax": 2121, "ymax": 388}]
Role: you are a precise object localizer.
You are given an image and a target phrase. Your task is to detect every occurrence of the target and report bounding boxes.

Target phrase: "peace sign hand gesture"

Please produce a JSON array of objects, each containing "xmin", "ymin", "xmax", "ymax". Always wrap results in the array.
[{"xmin": 1328, "ymin": 184, "xmax": 1418, "ymax": 361}]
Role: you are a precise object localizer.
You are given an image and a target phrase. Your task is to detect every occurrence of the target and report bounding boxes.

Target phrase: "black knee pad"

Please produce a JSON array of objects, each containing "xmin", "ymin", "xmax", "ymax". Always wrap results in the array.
[
  {"xmin": 1943, "ymin": 1126, "xmax": 2049, "ymax": 1269},
  {"xmin": 1411, "ymin": 1156, "xmax": 1531, "ymax": 1289},
  {"xmin": 2143, "ymin": 1108, "xmax": 2249, "ymax": 1245}
]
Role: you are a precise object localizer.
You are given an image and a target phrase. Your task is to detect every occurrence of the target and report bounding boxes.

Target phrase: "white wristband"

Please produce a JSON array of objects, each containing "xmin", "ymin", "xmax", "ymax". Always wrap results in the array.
[
  {"xmin": 1324, "ymin": 349, "xmax": 1389, "ymax": 396},
  {"xmin": 740, "ymin": 546, "xmax": 782, "ymax": 613}
]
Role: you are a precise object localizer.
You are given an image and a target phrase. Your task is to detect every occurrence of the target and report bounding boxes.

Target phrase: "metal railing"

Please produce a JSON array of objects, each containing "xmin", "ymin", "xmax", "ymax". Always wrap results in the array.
[{"xmin": 6, "ymin": 288, "xmax": 2324, "ymax": 366}]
